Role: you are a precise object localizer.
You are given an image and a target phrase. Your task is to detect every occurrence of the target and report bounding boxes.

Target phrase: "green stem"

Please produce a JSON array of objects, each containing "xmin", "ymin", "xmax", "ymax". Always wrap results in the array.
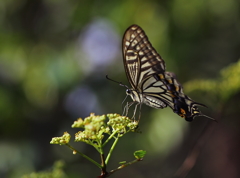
[
  {"xmin": 66, "ymin": 144, "xmax": 102, "ymax": 169},
  {"xmin": 89, "ymin": 140, "xmax": 102, "ymax": 154},
  {"xmin": 102, "ymin": 130, "xmax": 118, "ymax": 147},
  {"xmin": 105, "ymin": 135, "xmax": 120, "ymax": 165}
]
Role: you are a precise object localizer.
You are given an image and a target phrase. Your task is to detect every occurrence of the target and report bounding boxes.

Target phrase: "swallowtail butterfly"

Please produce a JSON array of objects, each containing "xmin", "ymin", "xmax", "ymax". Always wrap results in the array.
[{"xmin": 109, "ymin": 25, "xmax": 214, "ymax": 122}]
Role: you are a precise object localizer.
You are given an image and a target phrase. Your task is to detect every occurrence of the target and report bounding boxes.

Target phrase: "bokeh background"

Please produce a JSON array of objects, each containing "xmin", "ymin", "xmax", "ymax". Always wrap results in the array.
[{"xmin": 1, "ymin": 0, "xmax": 240, "ymax": 177}]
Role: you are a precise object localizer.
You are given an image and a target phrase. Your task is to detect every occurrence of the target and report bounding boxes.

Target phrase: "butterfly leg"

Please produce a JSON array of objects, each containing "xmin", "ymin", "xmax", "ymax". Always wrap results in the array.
[
  {"xmin": 122, "ymin": 102, "xmax": 128, "ymax": 116},
  {"xmin": 137, "ymin": 103, "xmax": 142, "ymax": 121},
  {"xmin": 121, "ymin": 95, "xmax": 129, "ymax": 115},
  {"xmin": 132, "ymin": 103, "xmax": 140, "ymax": 121},
  {"xmin": 122, "ymin": 101, "xmax": 135, "ymax": 116}
]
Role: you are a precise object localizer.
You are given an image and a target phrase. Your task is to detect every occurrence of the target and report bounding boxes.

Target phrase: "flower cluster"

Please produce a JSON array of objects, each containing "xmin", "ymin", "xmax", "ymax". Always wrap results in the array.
[
  {"xmin": 51, "ymin": 113, "xmax": 138, "ymax": 147},
  {"xmin": 50, "ymin": 132, "xmax": 71, "ymax": 145},
  {"xmin": 73, "ymin": 113, "xmax": 138, "ymax": 143},
  {"xmin": 107, "ymin": 113, "xmax": 138, "ymax": 135},
  {"xmin": 74, "ymin": 113, "xmax": 109, "ymax": 142}
]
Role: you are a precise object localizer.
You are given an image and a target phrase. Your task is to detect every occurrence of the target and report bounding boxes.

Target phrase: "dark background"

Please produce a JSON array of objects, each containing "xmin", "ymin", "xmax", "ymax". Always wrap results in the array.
[{"xmin": 1, "ymin": 0, "xmax": 240, "ymax": 177}]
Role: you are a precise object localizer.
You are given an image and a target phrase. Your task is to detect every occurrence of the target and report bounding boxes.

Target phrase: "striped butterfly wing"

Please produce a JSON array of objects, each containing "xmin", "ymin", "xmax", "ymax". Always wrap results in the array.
[
  {"xmin": 141, "ymin": 71, "xmax": 207, "ymax": 121},
  {"xmin": 122, "ymin": 24, "xmax": 214, "ymax": 121},
  {"xmin": 163, "ymin": 72, "xmax": 208, "ymax": 121},
  {"xmin": 122, "ymin": 25, "xmax": 165, "ymax": 91}
]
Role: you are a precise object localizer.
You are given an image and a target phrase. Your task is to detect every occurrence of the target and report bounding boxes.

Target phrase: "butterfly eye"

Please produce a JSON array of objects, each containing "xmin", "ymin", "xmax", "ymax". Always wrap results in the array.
[{"xmin": 126, "ymin": 89, "xmax": 132, "ymax": 95}]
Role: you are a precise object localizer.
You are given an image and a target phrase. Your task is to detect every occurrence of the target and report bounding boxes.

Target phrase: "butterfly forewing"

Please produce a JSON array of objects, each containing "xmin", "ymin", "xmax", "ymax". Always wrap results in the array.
[{"xmin": 122, "ymin": 25, "xmax": 165, "ymax": 90}]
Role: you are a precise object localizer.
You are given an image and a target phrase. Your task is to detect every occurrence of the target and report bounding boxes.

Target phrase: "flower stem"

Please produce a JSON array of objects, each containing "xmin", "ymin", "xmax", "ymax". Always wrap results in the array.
[
  {"xmin": 102, "ymin": 130, "xmax": 118, "ymax": 147},
  {"xmin": 100, "ymin": 153, "xmax": 108, "ymax": 176},
  {"xmin": 105, "ymin": 135, "xmax": 120, "ymax": 165},
  {"xmin": 66, "ymin": 144, "xmax": 102, "ymax": 169}
]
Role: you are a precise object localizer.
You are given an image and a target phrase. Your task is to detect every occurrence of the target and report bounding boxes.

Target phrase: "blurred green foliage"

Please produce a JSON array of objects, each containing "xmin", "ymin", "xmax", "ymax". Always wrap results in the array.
[
  {"xmin": 185, "ymin": 60, "xmax": 240, "ymax": 103},
  {"xmin": 0, "ymin": 0, "xmax": 240, "ymax": 178},
  {"xmin": 21, "ymin": 161, "xmax": 66, "ymax": 178}
]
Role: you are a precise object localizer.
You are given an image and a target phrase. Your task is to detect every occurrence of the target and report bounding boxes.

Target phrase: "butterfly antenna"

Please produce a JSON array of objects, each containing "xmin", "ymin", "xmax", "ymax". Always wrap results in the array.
[{"xmin": 106, "ymin": 75, "xmax": 129, "ymax": 88}]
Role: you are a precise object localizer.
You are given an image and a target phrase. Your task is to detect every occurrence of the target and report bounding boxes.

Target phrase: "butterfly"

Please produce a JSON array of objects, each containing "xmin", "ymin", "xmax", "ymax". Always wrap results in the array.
[{"xmin": 108, "ymin": 24, "xmax": 214, "ymax": 122}]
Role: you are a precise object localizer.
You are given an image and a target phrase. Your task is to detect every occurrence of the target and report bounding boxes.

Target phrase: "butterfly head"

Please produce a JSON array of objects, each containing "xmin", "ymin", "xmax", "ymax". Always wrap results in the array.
[{"xmin": 126, "ymin": 88, "xmax": 142, "ymax": 104}]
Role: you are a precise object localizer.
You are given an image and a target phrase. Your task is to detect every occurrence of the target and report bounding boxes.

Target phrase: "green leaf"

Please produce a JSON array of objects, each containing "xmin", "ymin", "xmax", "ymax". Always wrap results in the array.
[
  {"xmin": 134, "ymin": 150, "xmax": 146, "ymax": 159},
  {"xmin": 119, "ymin": 161, "xmax": 127, "ymax": 164}
]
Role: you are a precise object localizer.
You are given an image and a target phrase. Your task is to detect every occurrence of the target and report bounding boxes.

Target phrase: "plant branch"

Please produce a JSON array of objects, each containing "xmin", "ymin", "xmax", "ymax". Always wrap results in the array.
[
  {"xmin": 66, "ymin": 143, "xmax": 102, "ymax": 169},
  {"xmin": 108, "ymin": 158, "xmax": 143, "ymax": 177},
  {"xmin": 105, "ymin": 135, "xmax": 120, "ymax": 165}
]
